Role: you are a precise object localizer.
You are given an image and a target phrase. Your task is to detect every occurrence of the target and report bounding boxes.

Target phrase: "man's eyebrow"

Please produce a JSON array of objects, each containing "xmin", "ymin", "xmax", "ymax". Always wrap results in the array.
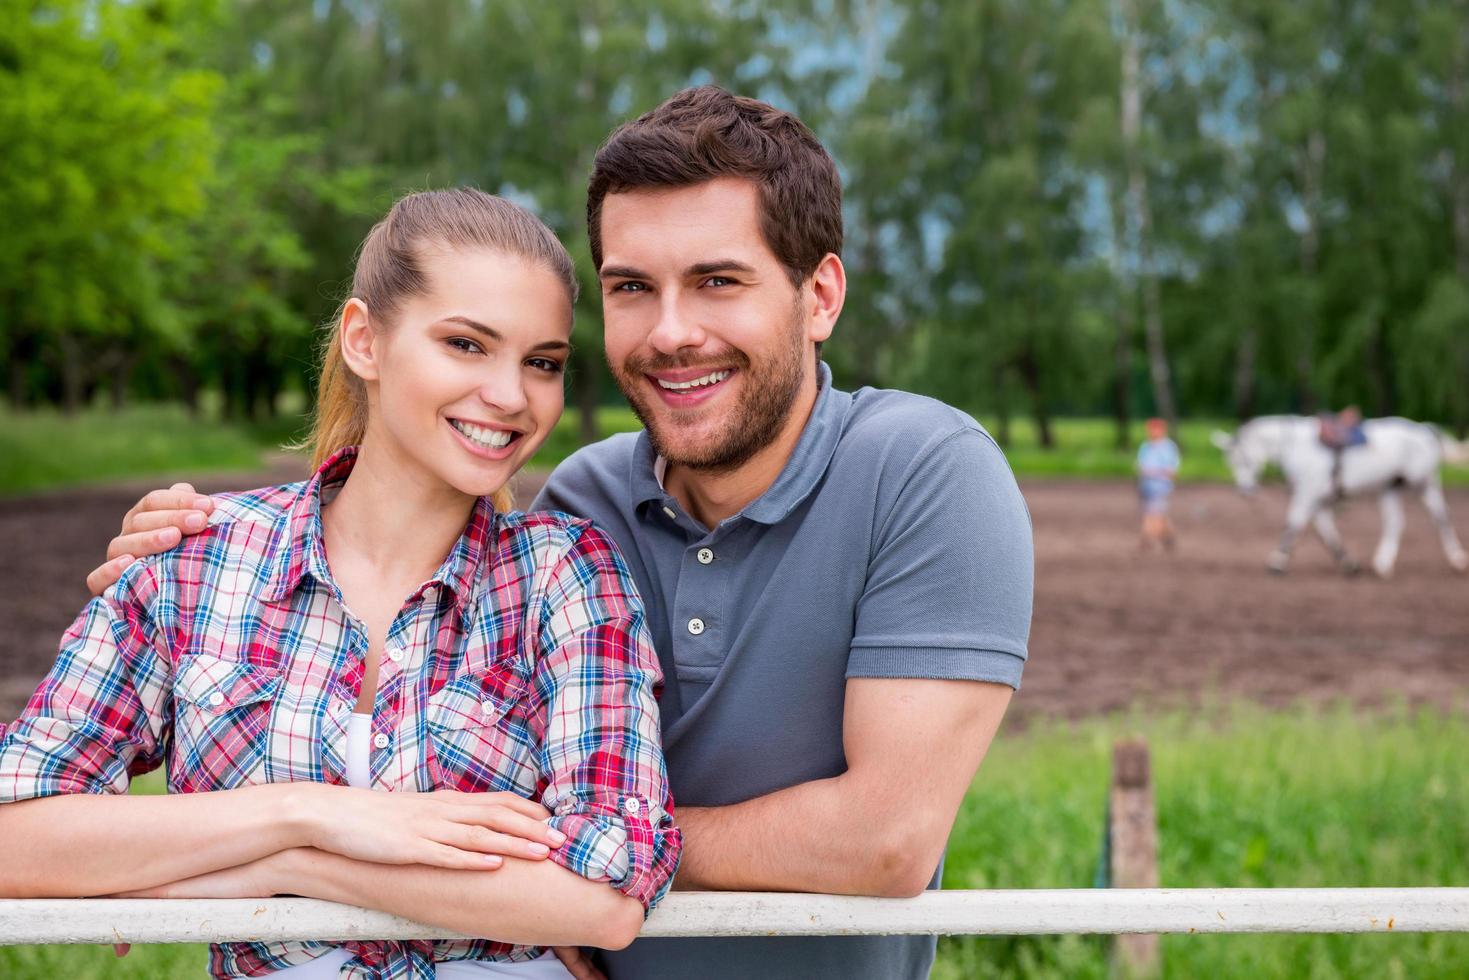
[
  {"xmin": 686, "ymin": 259, "xmax": 757, "ymax": 277},
  {"xmin": 599, "ymin": 265, "xmax": 649, "ymax": 281}
]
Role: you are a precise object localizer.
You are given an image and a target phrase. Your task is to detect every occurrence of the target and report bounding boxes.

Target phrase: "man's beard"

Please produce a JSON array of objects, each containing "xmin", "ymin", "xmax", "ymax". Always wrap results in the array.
[{"xmin": 613, "ymin": 311, "xmax": 808, "ymax": 473}]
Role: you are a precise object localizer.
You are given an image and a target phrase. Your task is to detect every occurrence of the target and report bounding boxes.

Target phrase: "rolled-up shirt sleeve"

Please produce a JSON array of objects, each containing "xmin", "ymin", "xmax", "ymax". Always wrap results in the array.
[
  {"xmin": 530, "ymin": 522, "xmax": 681, "ymax": 911},
  {"xmin": 0, "ymin": 560, "xmax": 172, "ymax": 802}
]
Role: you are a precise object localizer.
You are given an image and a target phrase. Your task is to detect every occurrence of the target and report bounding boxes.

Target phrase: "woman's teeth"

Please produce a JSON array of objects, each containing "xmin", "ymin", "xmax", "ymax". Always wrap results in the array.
[
  {"xmin": 450, "ymin": 419, "xmax": 514, "ymax": 449},
  {"xmin": 656, "ymin": 369, "xmax": 731, "ymax": 391}
]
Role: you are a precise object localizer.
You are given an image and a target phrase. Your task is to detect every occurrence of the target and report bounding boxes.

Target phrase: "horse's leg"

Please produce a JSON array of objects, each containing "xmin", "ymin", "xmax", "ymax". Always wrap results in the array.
[
  {"xmin": 1268, "ymin": 495, "xmax": 1316, "ymax": 574},
  {"xmin": 1372, "ymin": 489, "xmax": 1405, "ymax": 578},
  {"xmin": 1312, "ymin": 509, "xmax": 1359, "ymax": 574},
  {"xmin": 1420, "ymin": 480, "xmax": 1469, "ymax": 572}
]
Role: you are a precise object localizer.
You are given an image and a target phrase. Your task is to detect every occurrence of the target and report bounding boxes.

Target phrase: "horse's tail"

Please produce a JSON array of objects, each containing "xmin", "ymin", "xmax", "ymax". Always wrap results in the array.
[{"xmin": 1437, "ymin": 429, "xmax": 1469, "ymax": 466}]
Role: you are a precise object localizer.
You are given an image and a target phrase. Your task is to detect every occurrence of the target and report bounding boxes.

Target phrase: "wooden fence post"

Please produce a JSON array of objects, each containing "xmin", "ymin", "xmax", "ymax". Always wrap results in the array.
[{"xmin": 1111, "ymin": 738, "xmax": 1160, "ymax": 977}]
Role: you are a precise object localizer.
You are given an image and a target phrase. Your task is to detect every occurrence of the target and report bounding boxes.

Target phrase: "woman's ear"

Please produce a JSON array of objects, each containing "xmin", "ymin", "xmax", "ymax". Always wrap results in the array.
[{"xmin": 339, "ymin": 298, "xmax": 380, "ymax": 382}]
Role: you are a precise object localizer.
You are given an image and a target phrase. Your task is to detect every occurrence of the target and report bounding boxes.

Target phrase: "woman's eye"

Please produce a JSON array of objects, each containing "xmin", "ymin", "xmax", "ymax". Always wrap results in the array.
[
  {"xmin": 447, "ymin": 337, "xmax": 483, "ymax": 354},
  {"xmin": 527, "ymin": 357, "xmax": 565, "ymax": 374}
]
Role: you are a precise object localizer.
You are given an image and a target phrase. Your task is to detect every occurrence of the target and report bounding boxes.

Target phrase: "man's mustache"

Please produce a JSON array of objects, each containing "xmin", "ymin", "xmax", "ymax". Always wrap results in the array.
[{"xmin": 623, "ymin": 350, "xmax": 750, "ymax": 375}]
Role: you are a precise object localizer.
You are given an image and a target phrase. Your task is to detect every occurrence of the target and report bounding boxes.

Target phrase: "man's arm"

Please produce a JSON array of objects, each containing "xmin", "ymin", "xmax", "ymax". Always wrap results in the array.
[
  {"xmin": 673, "ymin": 677, "xmax": 1010, "ymax": 896},
  {"xmin": 679, "ymin": 424, "xmax": 1031, "ymax": 897}
]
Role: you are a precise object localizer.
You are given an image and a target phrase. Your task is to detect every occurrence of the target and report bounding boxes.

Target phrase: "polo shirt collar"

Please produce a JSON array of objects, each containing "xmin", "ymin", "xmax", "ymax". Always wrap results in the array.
[
  {"xmin": 262, "ymin": 445, "xmax": 496, "ymax": 614},
  {"xmin": 631, "ymin": 361, "xmax": 850, "ymax": 526}
]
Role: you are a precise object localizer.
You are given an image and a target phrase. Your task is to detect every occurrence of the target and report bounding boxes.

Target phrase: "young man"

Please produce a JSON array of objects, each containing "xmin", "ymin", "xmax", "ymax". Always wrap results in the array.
[{"xmin": 86, "ymin": 87, "xmax": 1033, "ymax": 979}]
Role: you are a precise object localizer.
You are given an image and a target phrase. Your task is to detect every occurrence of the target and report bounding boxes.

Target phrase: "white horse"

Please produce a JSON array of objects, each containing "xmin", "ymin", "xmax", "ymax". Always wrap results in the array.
[{"xmin": 1210, "ymin": 415, "xmax": 1469, "ymax": 577}]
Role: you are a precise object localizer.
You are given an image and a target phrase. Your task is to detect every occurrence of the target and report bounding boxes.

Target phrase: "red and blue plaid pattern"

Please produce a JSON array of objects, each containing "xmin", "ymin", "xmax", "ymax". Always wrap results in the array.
[{"xmin": 0, "ymin": 447, "xmax": 680, "ymax": 978}]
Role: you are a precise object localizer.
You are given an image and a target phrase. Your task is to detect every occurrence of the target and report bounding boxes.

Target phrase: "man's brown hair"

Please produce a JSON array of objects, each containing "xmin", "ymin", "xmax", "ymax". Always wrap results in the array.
[{"xmin": 586, "ymin": 86, "xmax": 843, "ymax": 287}]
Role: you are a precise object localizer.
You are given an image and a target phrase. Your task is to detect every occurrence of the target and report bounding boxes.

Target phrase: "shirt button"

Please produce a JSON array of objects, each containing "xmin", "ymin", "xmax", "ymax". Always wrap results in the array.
[
  {"xmin": 372, "ymin": 733, "xmax": 390, "ymax": 750},
  {"xmin": 696, "ymin": 548, "xmax": 714, "ymax": 565},
  {"xmin": 687, "ymin": 618, "xmax": 706, "ymax": 635},
  {"xmin": 387, "ymin": 647, "xmax": 404, "ymax": 663},
  {"xmin": 480, "ymin": 699, "xmax": 497, "ymax": 716},
  {"xmin": 662, "ymin": 506, "xmax": 677, "ymax": 520},
  {"xmin": 207, "ymin": 691, "xmax": 225, "ymax": 707},
  {"xmin": 623, "ymin": 797, "xmax": 642, "ymax": 816}
]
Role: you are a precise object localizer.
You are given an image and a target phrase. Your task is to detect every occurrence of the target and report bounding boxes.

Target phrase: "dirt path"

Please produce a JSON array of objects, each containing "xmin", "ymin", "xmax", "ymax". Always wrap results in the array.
[{"xmin": 2, "ymin": 466, "xmax": 1466, "ymax": 721}]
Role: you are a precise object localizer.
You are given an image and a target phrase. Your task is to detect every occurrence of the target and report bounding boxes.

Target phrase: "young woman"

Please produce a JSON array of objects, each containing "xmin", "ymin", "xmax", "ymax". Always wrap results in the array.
[{"xmin": 0, "ymin": 189, "xmax": 680, "ymax": 978}]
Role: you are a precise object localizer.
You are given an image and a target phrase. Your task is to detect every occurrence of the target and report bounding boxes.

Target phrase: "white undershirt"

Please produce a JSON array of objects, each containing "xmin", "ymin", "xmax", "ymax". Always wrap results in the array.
[{"xmin": 258, "ymin": 714, "xmax": 573, "ymax": 978}]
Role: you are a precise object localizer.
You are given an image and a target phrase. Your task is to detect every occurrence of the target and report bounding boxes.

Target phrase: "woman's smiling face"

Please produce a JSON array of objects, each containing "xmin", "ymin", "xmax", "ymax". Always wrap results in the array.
[{"xmin": 348, "ymin": 246, "xmax": 573, "ymax": 499}]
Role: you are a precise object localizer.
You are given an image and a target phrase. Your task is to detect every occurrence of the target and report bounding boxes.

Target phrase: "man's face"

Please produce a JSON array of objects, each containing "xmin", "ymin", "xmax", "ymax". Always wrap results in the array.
[{"xmin": 598, "ymin": 178, "xmax": 828, "ymax": 471}]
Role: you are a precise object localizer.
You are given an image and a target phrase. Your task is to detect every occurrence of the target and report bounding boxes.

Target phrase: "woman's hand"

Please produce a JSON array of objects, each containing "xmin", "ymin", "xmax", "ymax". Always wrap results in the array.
[
  {"xmin": 86, "ymin": 482, "xmax": 215, "ymax": 596},
  {"xmin": 293, "ymin": 784, "xmax": 565, "ymax": 871}
]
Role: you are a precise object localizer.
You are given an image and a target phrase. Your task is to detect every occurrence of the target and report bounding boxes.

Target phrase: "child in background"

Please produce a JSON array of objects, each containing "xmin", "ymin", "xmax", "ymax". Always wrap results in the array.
[{"xmin": 1136, "ymin": 417, "xmax": 1181, "ymax": 551}]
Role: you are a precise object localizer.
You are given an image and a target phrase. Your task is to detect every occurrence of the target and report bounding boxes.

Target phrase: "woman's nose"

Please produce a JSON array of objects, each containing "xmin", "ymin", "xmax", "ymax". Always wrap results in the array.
[{"xmin": 479, "ymin": 364, "xmax": 528, "ymax": 415}]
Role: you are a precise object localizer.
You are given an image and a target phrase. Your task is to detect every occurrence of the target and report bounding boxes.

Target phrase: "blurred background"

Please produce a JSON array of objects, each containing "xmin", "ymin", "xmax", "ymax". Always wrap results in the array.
[{"xmin": 2, "ymin": 1, "xmax": 1468, "ymax": 977}]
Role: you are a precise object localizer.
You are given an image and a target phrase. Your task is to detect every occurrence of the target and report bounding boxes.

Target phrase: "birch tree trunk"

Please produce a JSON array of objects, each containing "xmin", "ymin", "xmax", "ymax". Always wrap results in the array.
[{"xmin": 1119, "ymin": 0, "xmax": 1177, "ymax": 424}]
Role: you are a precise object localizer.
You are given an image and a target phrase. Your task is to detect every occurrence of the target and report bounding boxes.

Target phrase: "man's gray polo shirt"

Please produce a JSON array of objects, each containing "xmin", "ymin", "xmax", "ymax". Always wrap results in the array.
[{"xmin": 533, "ymin": 364, "xmax": 1033, "ymax": 980}]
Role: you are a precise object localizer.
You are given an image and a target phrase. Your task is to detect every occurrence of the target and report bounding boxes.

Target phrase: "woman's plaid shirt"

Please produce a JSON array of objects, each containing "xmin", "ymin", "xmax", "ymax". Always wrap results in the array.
[{"xmin": 0, "ymin": 448, "xmax": 681, "ymax": 978}]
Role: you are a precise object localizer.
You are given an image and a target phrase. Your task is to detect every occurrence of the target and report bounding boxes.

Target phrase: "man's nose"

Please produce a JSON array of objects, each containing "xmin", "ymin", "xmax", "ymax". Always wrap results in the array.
[{"xmin": 647, "ymin": 294, "xmax": 707, "ymax": 355}]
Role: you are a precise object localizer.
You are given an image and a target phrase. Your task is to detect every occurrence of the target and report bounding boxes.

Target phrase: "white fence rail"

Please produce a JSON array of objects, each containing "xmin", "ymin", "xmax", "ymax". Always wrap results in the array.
[{"xmin": 4, "ymin": 889, "xmax": 1469, "ymax": 945}]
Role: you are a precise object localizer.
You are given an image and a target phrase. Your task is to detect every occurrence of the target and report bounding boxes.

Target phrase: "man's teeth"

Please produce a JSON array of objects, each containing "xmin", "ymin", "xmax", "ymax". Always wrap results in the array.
[
  {"xmin": 656, "ymin": 370, "xmax": 731, "ymax": 391},
  {"xmin": 450, "ymin": 420, "xmax": 514, "ymax": 448}
]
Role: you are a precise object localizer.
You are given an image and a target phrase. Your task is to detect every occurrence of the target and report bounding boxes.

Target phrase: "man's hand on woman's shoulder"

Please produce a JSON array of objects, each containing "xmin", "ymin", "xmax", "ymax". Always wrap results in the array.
[{"xmin": 86, "ymin": 482, "xmax": 215, "ymax": 596}]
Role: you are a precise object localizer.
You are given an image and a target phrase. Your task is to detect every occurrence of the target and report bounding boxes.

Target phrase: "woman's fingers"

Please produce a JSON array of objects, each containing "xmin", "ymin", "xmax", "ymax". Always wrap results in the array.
[
  {"xmin": 451, "ymin": 804, "xmax": 567, "ymax": 848},
  {"xmin": 439, "ymin": 822, "xmax": 555, "ymax": 861},
  {"xmin": 431, "ymin": 790, "xmax": 552, "ymax": 820},
  {"xmin": 418, "ymin": 840, "xmax": 505, "ymax": 871}
]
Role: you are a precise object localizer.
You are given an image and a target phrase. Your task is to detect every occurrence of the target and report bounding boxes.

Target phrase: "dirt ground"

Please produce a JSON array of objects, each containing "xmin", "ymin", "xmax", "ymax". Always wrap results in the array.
[{"xmin": 2, "ymin": 463, "xmax": 1466, "ymax": 722}]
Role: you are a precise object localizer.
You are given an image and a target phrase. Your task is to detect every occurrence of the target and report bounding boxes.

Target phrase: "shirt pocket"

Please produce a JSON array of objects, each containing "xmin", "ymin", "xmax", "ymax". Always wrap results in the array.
[
  {"xmin": 425, "ymin": 670, "xmax": 531, "ymax": 793},
  {"xmin": 171, "ymin": 654, "xmax": 283, "ymax": 790}
]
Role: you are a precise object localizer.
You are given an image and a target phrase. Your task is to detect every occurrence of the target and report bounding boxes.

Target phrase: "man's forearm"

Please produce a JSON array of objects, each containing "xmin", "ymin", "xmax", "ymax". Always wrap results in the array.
[
  {"xmin": 275, "ymin": 848, "xmax": 645, "ymax": 950},
  {"xmin": 673, "ymin": 774, "xmax": 942, "ymax": 897}
]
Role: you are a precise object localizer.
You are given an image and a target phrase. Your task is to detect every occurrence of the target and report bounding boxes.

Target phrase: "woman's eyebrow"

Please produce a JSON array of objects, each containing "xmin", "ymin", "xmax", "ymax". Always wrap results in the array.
[
  {"xmin": 442, "ymin": 315, "xmax": 502, "ymax": 340},
  {"xmin": 531, "ymin": 340, "xmax": 572, "ymax": 353}
]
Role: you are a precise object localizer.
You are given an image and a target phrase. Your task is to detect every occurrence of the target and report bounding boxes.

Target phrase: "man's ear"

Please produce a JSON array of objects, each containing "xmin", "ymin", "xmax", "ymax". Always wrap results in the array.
[
  {"xmin": 805, "ymin": 252, "xmax": 846, "ymax": 345},
  {"xmin": 339, "ymin": 298, "xmax": 380, "ymax": 382}
]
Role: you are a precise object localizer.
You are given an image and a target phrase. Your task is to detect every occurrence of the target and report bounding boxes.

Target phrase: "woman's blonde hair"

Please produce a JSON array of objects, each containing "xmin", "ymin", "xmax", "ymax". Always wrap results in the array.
[{"xmin": 307, "ymin": 188, "xmax": 578, "ymax": 512}]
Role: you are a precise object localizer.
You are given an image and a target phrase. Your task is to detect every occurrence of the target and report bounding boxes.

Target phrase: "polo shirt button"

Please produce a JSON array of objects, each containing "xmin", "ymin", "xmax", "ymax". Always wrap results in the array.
[
  {"xmin": 697, "ymin": 547, "xmax": 714, "ymax": 565},
  {"xmin": 623, "ymin": 797, "xmax": 642, "ymax": 816},
  {"xmin": 208, "ymin": 691, "xmax": 225, "ymax": 708},
  {"xmin": 372, "ymin": 733, "xmax": 390, "ymax": 749},
  {"xmin": 662, "ymin": 506, "xmax": 677, "ymax": 520},
  {"xmin": 687, "ymin": 618, "xmax": 705, "ymax": 635}
]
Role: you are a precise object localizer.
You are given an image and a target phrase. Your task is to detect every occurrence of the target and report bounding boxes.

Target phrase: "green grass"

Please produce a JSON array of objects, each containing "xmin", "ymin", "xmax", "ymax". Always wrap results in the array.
[
  {"xmin": 5, "ymin": 403, "xmax": 1465, "ymax": 495},
  {"xmin": 934, "ymin": 703, "xmax": 1469, "ymax": 979},
  {"xmin": 0, "ymin": 405, "xmax": 271, "ymax": 496},
  {"xmin": 3, "ymin": 706, "xmax": 1465, "ymax": 977}
]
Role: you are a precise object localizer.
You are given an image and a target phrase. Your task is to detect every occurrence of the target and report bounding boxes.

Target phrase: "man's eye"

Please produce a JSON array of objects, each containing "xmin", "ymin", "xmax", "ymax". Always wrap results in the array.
[
  {"xmin": 447, "ymin": 337, "xmax": 483, "ymax": 354},
  {"xmin": 611, "ymin": 281, "xmax": 647, "ymax": 293},
  {"xmin": 704, "ymin": 276, "xmax": 736, "ymax": 288}
]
